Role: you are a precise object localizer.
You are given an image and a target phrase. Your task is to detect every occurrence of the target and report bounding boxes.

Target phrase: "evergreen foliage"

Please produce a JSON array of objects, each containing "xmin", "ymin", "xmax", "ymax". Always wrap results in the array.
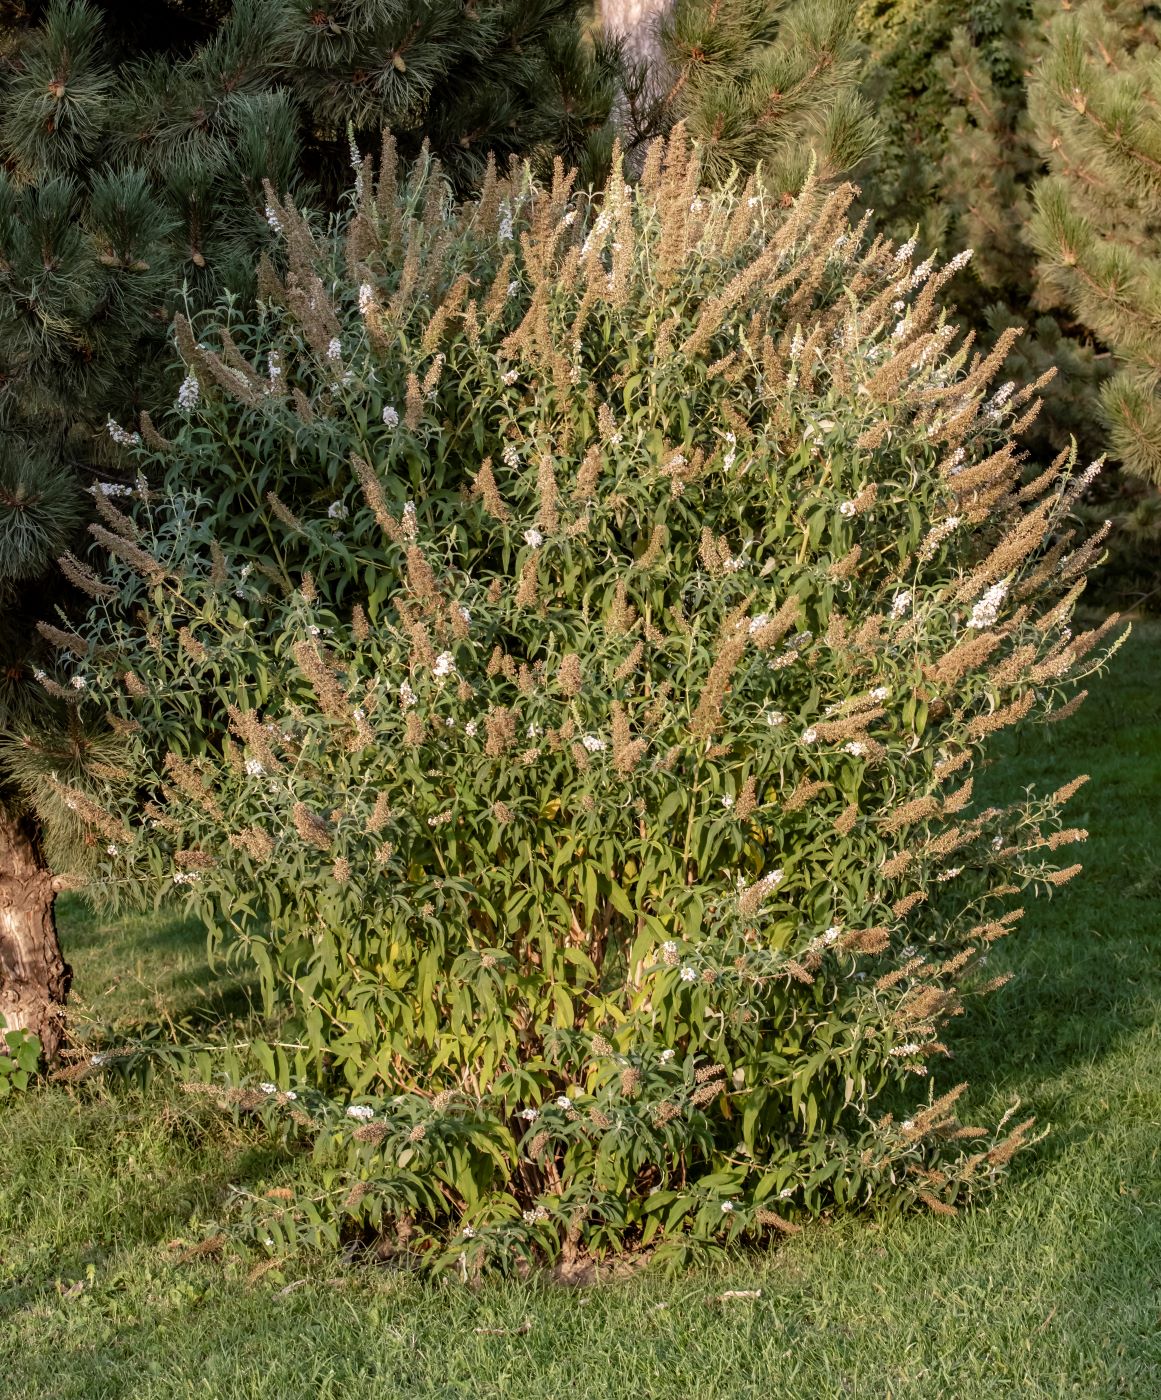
[
  {"xmin": 856, "ymin": 0, "xmax": 1109, "ymax": 469},
  {"xmin": 1028, "ymin": 0, "xmax": 1161, "ymax": 488},
  {"xmin": 613, "ymin": 0, "xmax": 877, "ymax": 190},
  {"xmin": 63, "ymin": 138, "xmax": 1115, "ymax": 1264}
]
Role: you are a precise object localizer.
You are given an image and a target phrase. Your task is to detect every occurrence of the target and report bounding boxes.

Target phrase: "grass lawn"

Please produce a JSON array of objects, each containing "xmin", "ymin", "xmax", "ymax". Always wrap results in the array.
[{"xmin": 1, "ymin": 623, "xmax": 1159, "ymax": 1399}]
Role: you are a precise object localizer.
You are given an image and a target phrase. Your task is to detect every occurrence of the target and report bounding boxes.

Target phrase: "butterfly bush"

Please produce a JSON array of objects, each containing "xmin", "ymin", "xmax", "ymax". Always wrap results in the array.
[{"xmin": 60, "ymin": 133, "xmax": 1119, "ymax": 1267}]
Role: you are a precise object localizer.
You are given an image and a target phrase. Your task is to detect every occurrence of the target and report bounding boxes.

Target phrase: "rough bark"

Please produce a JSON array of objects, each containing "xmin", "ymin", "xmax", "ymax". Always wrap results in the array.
[
  {"xmin": 0, "ymin": 805, "xmax": 70, "ymax": 1061},
  {"xmin": 599, "ymin": 0, "xmax": 674, "ymax": 69}
]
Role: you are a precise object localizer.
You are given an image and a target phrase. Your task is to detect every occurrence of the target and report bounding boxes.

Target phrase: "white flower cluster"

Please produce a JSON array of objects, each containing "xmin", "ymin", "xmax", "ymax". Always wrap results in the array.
[
  {"xmin": 382, "ymin": 405, "xmax": 399, "ymax": 428},
  {"xmin": 891, "ymin": 590, "xmax": 912, "ymax": 618},
  {"xmin": 581, "ymin": 734, "xmax": 605, "ymax": 752},
  {"xmin": 523, "ymin": 527, "xmax": 543, "ymax": 549},
  {"xmin": 433, "ymin": 651, "xmax": 456, "ymax": 679},
  {"xmin": 327, "ymin": 500, "xmax": 348, "ymax": 520},
  {"xmin": 358, "ymin": 283, "xmax": 374, "ymax": 316},
  {"xmin": 264, "ymin": 204, "xmax": 282, "ymax": 234},
  {"xmin": 345, "ymin": 1104, "xmax": 375, "ymax": 1122},
  {"xmin": 967, "ymin": 581, "xmax": 1007, "ymax": 630},
  {"xmin": 106, "ymin": 418, "xmax": 141, "ymax": 447},
  {"xmin": 326, "ymin": 338, "xmax": 342, "ymax": 361}
]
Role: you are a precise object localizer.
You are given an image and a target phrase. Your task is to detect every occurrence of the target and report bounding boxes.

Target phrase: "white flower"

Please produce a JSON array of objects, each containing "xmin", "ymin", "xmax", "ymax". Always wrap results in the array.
[
  {"xmin": 433, "ymin": 651, "xmax": 456, "ymax": 679},
  {"xmin": 502, "ymin": 369, "xmax": 519, "ymax": 386},
  {"xmin": 778, "ymin": 1188, "xmax": 792, "ymax": 1199},
  {"xmin": 801, "ymin": 727, "xmax": 818, "ymax": 745},
  {"xmin": 871, "ymin": 686, "xmax": 890, "ymax": 701},
  {"xmin": 581, "ymin": 734, "xmax": 605, "ymax": 752},
  {"xmin": 660, "ymin": 1049, "xmax": 676, "ymax": 1064},
  {"xmin": 747, "ymin": 196, "xmax": 760, "ymax": 209},
  {"xmin": 891, "ymin": 590, "xmax": 912, "ymax": 618},
  {"xmin": 721, "ymin": 794, "xmax": 734, "ymax": 809},
  {"xmin": 555, "ymin": 1095, "xmax": 572, "ymax": 1111},
  {"xmin": 326, "ymin": 338, "xmax": 342, "ymax": 361},
  {"xmin": 720, "ymin": 1201, "xmax": 734, "ymax": 1213},
  {"xmin": 89, "ymin": 1053, "xmax": 109, "ymax": 1067},
  {"xmin": 765, "ymin": 710, "xmax": 786, "ymax": 727},
  {"xmin": 402, "ymin": 500, "xmax": 418, "ymax": 539},
  {"xmin": 33, "ymin": 669, "xmax": 47, "ymax": 683},
  {"xmin": 245, "ymin": 759, "xmax": 265, "ymax": 778},
  {"xmin": 105, "ymin": 417, "xmax": 140, "ymax": 447},
  {"xmin": 523, "ymin": 1206, "xmax": 549, "ymax": 1223},
  {"xmin": 992, "ymin": 834, "xmax": 1004, "ymax": 849},
  {"xmin": 345, "ymin": 1104, "xmax": 375, "ymax": 1122},
  {"xmin": 680, "ymin": 966, "xmax": 698, "ymax": 983},
  {"xmin": 176, "ymin": 373, "xmax": 200, "ymax": 411},
  {"xmin": 465, "ymin": 720, "xmax": 478, "ymax": 738},
  {"xmin": 171, "ymin": 870, "xmax": 201, "ymax": 885},
  {"xmin": 327, "ymin": 500, "xmax": 348, "ymax": 520},
  {"xmin": 399, "ymin": 680, "xmax": 417, "ymax": 709},
  {"xmin": 259, "ymin": 1082, "xmax": 278, "ymax": 1094},
  {"xmin": 70, "ymin": 675, "xmax": 87, "ymax": 690},
  {"xmin": 106, "ymin": 844, "xmax": 119, "ymax": 856},
  {"xmin": 945, "ymin": 248, "xmax": 973, "ymax": 274},
  {"xmin": 690, "ymin": 198, "xmax": 704, "ymax": 213},
  {"xmin": 902, "ymin": 1120, "xmax": 914, "ymax": 1131},
  {"xmin": 498, "ymin": 208, "xmax": 514, "ymax": 242},
  {"xmin": 526, "ymin": 723, "xmax": 542, "ymax": 738},
  {"xmin": 523, "ymin": 527, "xmax": 543, "ymax": 549},
  {"xmin": 748, "ymin": 613, "xmax": 769, "ymax": 636},
  {"xmin": 890, "ymin": 1042, "xmax": 921, "ymax": 1058},
  {"xmin": 381, "ymin": 405, "xmax": 399, "ymax": 428},
  {"xmin": 285, "ymin": 1091, "xmax": 297, "ymax": 1101},
  {"xmin": 459, "ymin": 606, "xmax": 471, "ymax": 624},
  {"xmin": 895, "ymin": 236, "xmax": 917, "ymax": 262},
  {"xmin": 789, "ymin": 328, "xmax": 804, "ymax": 360},
  {"xmin": 507, "ymin": 280, "xmax": 520, "ymax": 299},
  {"xmin": 307, "ymin": 625, "xmax": 321, "ymax": 638},
  {"xmin": 844, "ymin": 741, "xmax": 868, "ymax": 758},
  {"xmin": 839, "ymin": 500, "xmax": 857, "ymax": 518},
  {"xmin": 662, "ymin": 940, "xmax": 678, "ymax": 955},
  {"xmin": 520, "ymin": 1107, "xmax": 540, "ymax": 1121},
  {"xmin": 562, "ymin": 210, "xmax": 577, "ymax": 226},
  {"xmin": 461, "ymin": 1225, "xmax": 477, "ymax": 1239},
  {"xmin": 264, "ymin": 1237, "xmax": 275, "ymax": 1248},
  {"xmin": 264, "ymin": 204, "xmax": 282, "ymax": 234},
  {"xmin": 967, "ymin": 581, "xmax": 1008, "ymax": 630},
  {"xmin": 823, "ymin": 926, "xmax": 842, "ymax": 945},
  {"xmin": 358, "ymin": 283, "xmax": 374, "ymax": 315}
]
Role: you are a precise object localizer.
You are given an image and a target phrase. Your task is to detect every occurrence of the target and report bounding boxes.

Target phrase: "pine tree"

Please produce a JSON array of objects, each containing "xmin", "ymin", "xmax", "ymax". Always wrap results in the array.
[
  {"xmin": 1028, "ymin": 0, "xmax": 1161, "ymax": 487},
  {"xmin": 604, "ymin": 0, "xmax": 877, "ymax": 189},
  {"xmin": 0, "ymin": 0, "xmax": 616, "ymax": 1057},
  {"xmin": 856, "ymin": 0, "xmax": 1109, "ymax": 469}
]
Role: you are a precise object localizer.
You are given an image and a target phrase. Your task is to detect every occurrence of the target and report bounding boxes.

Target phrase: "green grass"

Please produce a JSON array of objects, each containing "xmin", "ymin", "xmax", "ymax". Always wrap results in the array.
[{"xmin": 2, "ymin": 625, "xmax": 1160, "ymax": 1398}]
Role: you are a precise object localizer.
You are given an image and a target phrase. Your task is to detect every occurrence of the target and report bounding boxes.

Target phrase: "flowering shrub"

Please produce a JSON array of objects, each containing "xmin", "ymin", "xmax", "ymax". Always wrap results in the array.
[{"xmin": 61, "ymin": 133, "xmax": 1118, "ymax": 1267}]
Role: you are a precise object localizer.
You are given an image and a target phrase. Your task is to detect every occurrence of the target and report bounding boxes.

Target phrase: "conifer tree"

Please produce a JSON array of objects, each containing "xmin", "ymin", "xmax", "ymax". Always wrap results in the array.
[
  {"xmin": 856, "ymin": 0, "xmax": 1108, "ymax": 468},
  {"xmin": 1028, "ymin": 0, "xmax": 1161, "ymax": 486},
  {"xmin": 0, "ymin": 0, "xmax": 616, "ymax": 1056},
  {"xmin": 605, "ymin": 0, "xmax": 877, "ymax": 189}
]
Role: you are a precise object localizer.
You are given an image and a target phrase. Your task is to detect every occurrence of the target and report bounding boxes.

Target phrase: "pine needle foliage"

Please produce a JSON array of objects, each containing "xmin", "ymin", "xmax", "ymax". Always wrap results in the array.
[
  {"xmin": 856, "ymin": 0, "xmax": 1109, "ymax": 469},
  {"xmin": 1027, "ymin": 0, "xmax": 1161, "ymax": 488},
  {"xmin": 70, "ymin": 134, "xmax": 1117, "ymax": 1267},
  {"xmin": 613, "ymin": 0, "xmax": 877, "ymax": 191}
]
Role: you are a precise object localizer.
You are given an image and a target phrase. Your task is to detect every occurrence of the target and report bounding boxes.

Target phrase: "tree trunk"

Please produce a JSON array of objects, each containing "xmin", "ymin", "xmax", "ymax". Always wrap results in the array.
[{"xmin": 0, "ymin": 806, "xmax": 70, "ymax": 1061}]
